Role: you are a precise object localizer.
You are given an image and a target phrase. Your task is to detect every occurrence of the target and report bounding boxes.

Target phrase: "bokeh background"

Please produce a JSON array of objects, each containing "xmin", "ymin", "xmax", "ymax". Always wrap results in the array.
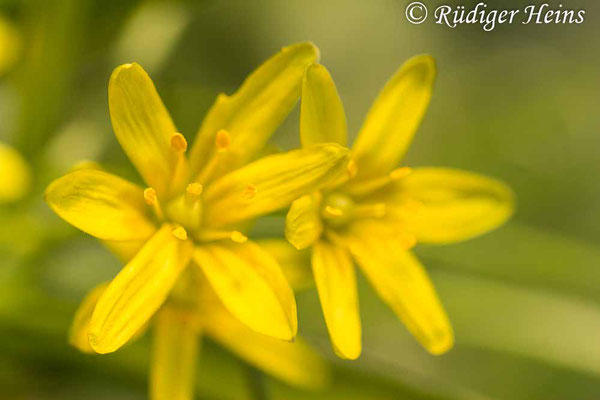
[{"xmin": 1, "ymin": 0, "xmax": 600, "ymax": 399}]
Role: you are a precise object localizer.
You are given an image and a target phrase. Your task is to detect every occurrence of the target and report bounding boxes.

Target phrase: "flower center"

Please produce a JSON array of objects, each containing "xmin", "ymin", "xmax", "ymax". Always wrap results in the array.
[
  {"xmin": 143, "ymin": 129, "xmax": 248, "ymax": 245},
  {"xmin": 321, "ymin": 192, "xmax": 355, "ymax": 228},
  {"xmin": 145, "ymin": 183, "xmax": 247, "ymax": 244}
]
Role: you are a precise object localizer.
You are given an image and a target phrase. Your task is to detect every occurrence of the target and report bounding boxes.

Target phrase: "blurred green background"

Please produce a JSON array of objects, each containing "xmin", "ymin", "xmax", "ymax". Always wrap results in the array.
[{"xmin": 1, "ymin": 0, "xmax": 600, "ymax": 398}]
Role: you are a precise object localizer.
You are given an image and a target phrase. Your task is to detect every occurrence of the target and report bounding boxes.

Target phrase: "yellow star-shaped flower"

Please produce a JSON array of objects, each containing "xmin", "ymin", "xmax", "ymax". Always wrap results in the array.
[
  {"xmin": 45, "ymin": 42, "xmax": 352, "ymax": 356},
  {"xmin": 0, "ymin": 142, "xmax": 30, "ymax": 203},
  {"xmin": 285, "ymin": 56, "xmax": 515, "ymax": 359},
  {"xmin": 0, "ymin": 16, "xmax": 28, "ymax": 204}
]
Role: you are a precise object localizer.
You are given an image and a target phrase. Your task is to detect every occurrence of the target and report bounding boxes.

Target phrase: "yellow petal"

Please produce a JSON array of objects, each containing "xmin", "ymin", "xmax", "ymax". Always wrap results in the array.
[
  {"xmin": 189, "ymin": 42, "xmax": 319, "ymax": 181},
  {"xmin": 89, "ymin": 224, "xmax": 192, "ymax": 353},
  {"xmin": 0, "ymin": 142, "xmax": 30, "ymax": 203},
  {"xmin": 150, "ymin": 309, "xmax": 198, "ymax": 400},
  {"xmin": 103, "ymin": 239, "xmax": 146, "ymax": 263},
  {"xmin": 0, "ymin": 16, "xmax": 20, "ymax": 75},
  {"xmin": 350, "ymin": 55, "xmax": 436, "ymax": 182},
  {"xmin": 255, "ymin": 239, "xmax": 313, "ymax": 292},
  {"xmin": 193, "ymin": 240, "xmax": 297, "ymax": 340},
  {"xmin": 69, "ymin": 282, "xmax": 149, "ymax": 353},
  {"xmin": 203, "ymin": 305, "xmax": 329, "ymax": 389},
  {"xmin": 109, "ymin": 63, "xmax": 180, "ymax": 198},
  {"xmin": 285, "ymin": 193, "xmax": 323, "ymax": 250},
  {"xmin": 69, "ymin": 282, "xmax": 110, "ymax": 353},
  {"xmin": 312, "ymin": 240, "xmax": 361, "ymax": 359},
  {"xmin": 203, "ymin": 143, "xmax": 350, "ymax": 227},
  {"xmin": 383, "ymin": 167, "xmax": 515, "ymax": 244},
  {"xmin": 300, "ymin": 64, "xmax": 347, "ymax": 147},
  {"xmin": 345, "ymin": 225, "xmax": 453, "ymax": 355},
  {"xmin": 343, "ymin": 218, "xmax": 417, "ymax": 251},
  {"xmin": 45, "ymin": 169, "xmax": 156, "ymax": 241}
]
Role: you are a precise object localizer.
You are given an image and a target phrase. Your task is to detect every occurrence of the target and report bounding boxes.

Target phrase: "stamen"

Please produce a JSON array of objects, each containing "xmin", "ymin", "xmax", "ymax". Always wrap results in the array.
[
  {"xmin": 186, "ymin": 182, "xmax": 203, "ymax": 197},
  {"xmin": 172, "ymin": 226, "xmax": 188, "ymax": 241},
  {"xmin": 242, "ymin": 184, "xmax": 257, "ymax": 199},
  {"xmin": 389, "ymin": 167, "xmax": 412, "ymax": 180},
  {"xmin": 168, "ymin": 133, "xmax": 192, "ymax": 198},
  {"xmin": 324, "ymin": 205, "xmax": 343, "ymax": 217},
  {"xmin": 347, "ymin": 159, "xmax": 358, "ymax": 178},
  {"xmin": 144, "ymin": 187, "xmax": 165, "ymax": 220},
  {"xmin": 144, "ymin": 188, "xmax": 157, "ymax": 206},
  {"xmin": 196, "ymin": 229, "xmax": 248, "ymax": 244},
  {"xmin": 195, "ymin": 130, "xmax": 231, "ymax": 184},
  {"xmin": 230, "ymin": 231, "xmax": 248, "ymax": 243},
  {"xmin": 170, "ymin": 133, "xmax": 188, "ymax": 153},
  {"xmin": 215, "ymin": 129, "xmax": 231, "ymax": 152}
]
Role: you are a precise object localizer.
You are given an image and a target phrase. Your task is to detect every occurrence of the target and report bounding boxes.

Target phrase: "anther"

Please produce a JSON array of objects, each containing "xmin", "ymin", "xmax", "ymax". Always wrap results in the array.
[
  {"xmin": 389, "ymin": 167, "xmax": 412, "ymax": 180},
  {"xmin": 230, "ymin": 231, "xmax": 248, "ymax": 243},
  {"xmin": 172, "ymin": 226, "xmax": 188, "ymax": 241},
  {"xmin": 347, "ymin": 159, "xmax": 358, "ymax": 178},
  {"xmin": 144, "ymin": 188, "xmax": 157, "ymax": 206},
  {"xmin": 243, "ymin": 184, "xmax": 257, "ymax": 199},
  {"xmin": 215, "ymin": 129, "xmax": 231, "ymax": 152},
  {"xmin": 324, "ymin": 206, "xmax": 343, "ymax": 217},
  {"xmin": 170, "ymin": 133, "xmax": 188, "ymax": 153},
  {"xmin": 186, "ymin": 182, "xmax": 203, "ymax": 197},
  {"xmin": 144, "ymin": 187, "xmax": 165, "ymax": 220}
]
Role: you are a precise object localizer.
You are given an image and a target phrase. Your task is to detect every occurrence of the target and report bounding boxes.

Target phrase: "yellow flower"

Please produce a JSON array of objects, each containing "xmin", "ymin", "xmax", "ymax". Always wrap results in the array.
[
  {"xmin": 285, "ymin": 57, "xmax": 515, "ymax": 359},
  {"xmin": 0, "ymin": 142, "xmax": 30, "ymax": 203},
  {"xmin": 45, "ymin": 42, "xmax": 352, "ymax": 356},
  {"xmin": 0, "ymin": 17, "xmax": 28, "ymax": 204}
]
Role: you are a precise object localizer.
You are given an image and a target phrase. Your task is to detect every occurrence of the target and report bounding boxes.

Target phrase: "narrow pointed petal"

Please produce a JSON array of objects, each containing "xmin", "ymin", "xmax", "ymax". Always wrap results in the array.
[
  {"xmin": 345, "ymin": 225, "xmax": 453, "ymax": 355},
  {"xmin": 300, "ymin": 64, "xmax": 347, "ymax": 147},
  {"xmin": 351, "ymin": 55, "xmax": 436, "ymax": 181},
  {"xmin": 0, "ymin": 142, "xmax": 30, "ymax": 203},
  {"xmin": 45, "ymin": 169, "xmax": 156, "ymax": 241},
  {"xmin": 380, "ymin": 167, "xmax": 515, "ymax": 244},
  {"xmin": 190, "ymin": 42, "xmax": 319, "ymax": 180},
  {"xmin": 256, "ymin": 239, "xmax": 313, "ymax": 292},
  {"xmin": 69, "ymin": 282, "xmax": 149, "ymax": 353},
  {"xmin": 150, "ymin": 309, "xmax": 198, "ymax": 400},
  {"xmin": 203, "ymin": 305, "xmax": 329, "ymax": 389},
  {"xmin": 285, "ymin": 193, "xmax": 323, "ymax": 250},
  {"xmin": 203, "ymin": 143, "xmax": 350, "ymax": 227},
  {"xmin": 193, "ymin": 241, "xmax": 297, "ymax": 340},
  {"xmin": 109, "ymin": 63, "xmax": 179, "ymax": 197},
  {"xmin": 69, "ymin": 283, "xmax": 109, "ymax": 353},
  {"xmin": 103, "ymin": 239, "xmax": 146, "ymax": 263},
  {"xmin": 312, "ymin": 240, "xmax": 361, "ymax": 359},
  {"xmin": 89, "ymin": 225, "xmax": 192, "ymax": 353}
]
